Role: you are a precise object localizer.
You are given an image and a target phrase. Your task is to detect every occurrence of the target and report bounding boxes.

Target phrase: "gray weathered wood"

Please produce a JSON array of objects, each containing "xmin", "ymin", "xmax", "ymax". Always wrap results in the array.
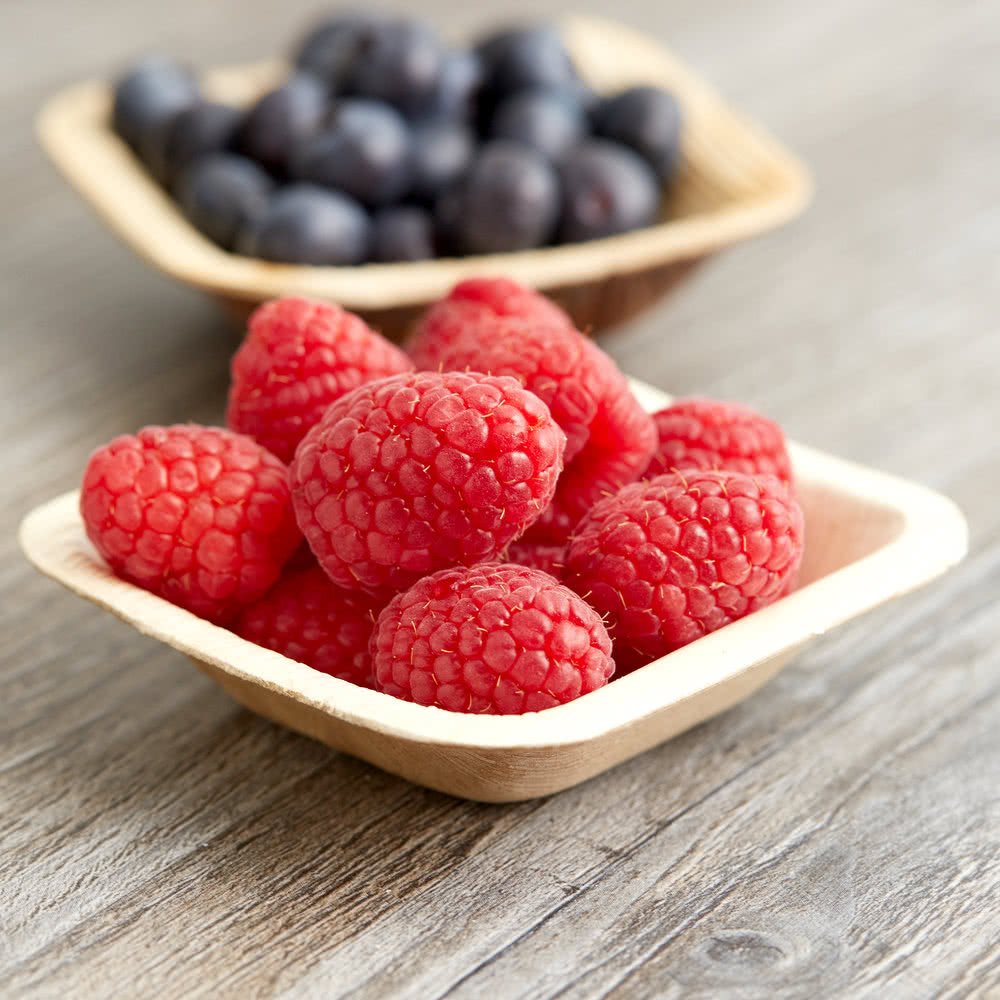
[{"xmin": 2, "ymin": 0, "xmax": 998, "ymax": 996}]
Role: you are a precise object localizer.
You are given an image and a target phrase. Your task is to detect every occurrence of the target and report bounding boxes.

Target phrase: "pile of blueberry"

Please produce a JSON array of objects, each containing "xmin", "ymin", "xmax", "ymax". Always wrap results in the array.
[{"xmin": 111, "ymin": 13, "xmax": 683, "ymax": 265}]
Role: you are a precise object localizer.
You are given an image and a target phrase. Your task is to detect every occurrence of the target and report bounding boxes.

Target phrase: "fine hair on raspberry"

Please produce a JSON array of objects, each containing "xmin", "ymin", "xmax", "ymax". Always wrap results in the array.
[
  {"xmin": 290, "ymin": 370, "xmax": 566, "ymax": 594},
  {"xmin": 504, "ymin": 538, "xmax": 567, "ymax": 580},
  {"xmin": 565, "ymin": 468, "xmax": 805, "ymax": 670},
  {"xmin": 646, "ymin": 397, "xmax": 794, "ymax": 487},
  {"xmin": 80, "ymin": 424, "xmax": 301, "ymax": 624},
  {"xmin": 234, "ymin": 563, "xmax": 383, "ymax": 688},
  {"xmin": 370, "ymin": 562, "xmax": 615, "ymax": 714},
  {"xmin": 408, "ymin": 277, "xmax": 657, "ymax": 542},
  {"xmin": 227, "ymin": 296, "xmax": 413, "ymax": 464}
]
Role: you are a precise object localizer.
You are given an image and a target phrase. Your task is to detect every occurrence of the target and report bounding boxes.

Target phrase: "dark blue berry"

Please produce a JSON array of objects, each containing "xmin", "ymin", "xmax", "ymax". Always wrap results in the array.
[
  {"xmin": 475, "ymin": 26, "xmax": 523, "ymax": 68},
  {"xmin": 422, "ymin": 49, "xmax": 483, "ymax": 121},
  {"xmin": 565, "ymin": 77, "xmax": 601, "ymax": 118},
  {"xmin": 592, "ymin": 85, "xmax": 683, "ymax": 182},
  {"xmin": 490, "ymin": 89, "xmax": 585, "ymax": 162},
  {"xmin": 238, "ymin": 184, "xmax": 370, "ymax": 265},
  {"xmin": 408, "ymin": 120, "xmax": 474, "ymax": 204},
  {"xmin": 292, "ymin": 99, "xmax": 411, "ymax": 207},
  {"xmin": 112, "ymin": 56, "xmax": 198, "ymax": 153},
  {"xmin": 432, "ymin": 187, "xmax": 465, "ymax": 257},
  {"xmin": 477, "ymin": 26, "xmax": 577, "ymax": 106},
  {"xmin": 294, "ymin": 12, "xmax": 385, "ymax": 91},
  {"xmin": 370, "ymin": 206, "xmax": 435, "ymax": 262},
  {"xmin": 347, "ymin": 19, "xmax": 444, "ymax": 116},
  {"xmin": 237, "ymin": 75, "xmax": 327, "ymax": 174},
  {"xmin": 176, "ymin": 154, "xmax": 273, "ymax": 251},
  {"xmin": 146, "ymin": 101, "xmax": 242, "ymax": 187},
  {"xmin": 455, "ymin": 141, "xmax": 559, "ymax": 254},
  {"xmin": 558, "ymin": 139, "xmax": 661, "ymax": 242}
]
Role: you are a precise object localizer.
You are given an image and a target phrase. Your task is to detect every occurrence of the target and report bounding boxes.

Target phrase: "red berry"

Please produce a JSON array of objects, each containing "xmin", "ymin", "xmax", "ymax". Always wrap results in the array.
[
  {"xmin": 646, "ymin": 397, "xmax": 793, "ymax": 487},
  {"xmin": 226, "ymin": 296, "xmax": 413, "ymax": 463},
  {"xmin": 370, "ymin": 562, "xmax": 615, "ymax": 713},
  {"xmin": 505, "ymin": 539, "xmax": 566, "ymax": 580},
  {"xmin": 526, "ymin": 358, "xmax": 658, "ymax": 542},
  {"xmin": 234, "ymin": 564, "xmax": 382, "ymax": 687},
  {"xmin": 439, "ymin": 276, "xmax": 572, "ymax": 327},
  {"xmin": 290, "ymin": 370, "xmax": 566, "ymax": 594},
  {"xmin": 565, "ymin": 469, "xmax": 805, "ymax": 670},
  {"xmin": 409, "ymin": 277, "xmax": 656, "ymax": 541},
  {"xmin": 80, "ymin": 425, "xmax": 301, "ymax": 624}
]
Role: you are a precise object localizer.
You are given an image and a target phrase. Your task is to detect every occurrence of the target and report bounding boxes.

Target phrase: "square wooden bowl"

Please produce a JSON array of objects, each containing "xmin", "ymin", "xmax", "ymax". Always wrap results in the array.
[
  {"xmin": 36, "ymin": 15, "xmax": 811, "ymax": 338},
  {"xmin": 19, "ymin": 381, "xmax": 967, "ymax": 802}
]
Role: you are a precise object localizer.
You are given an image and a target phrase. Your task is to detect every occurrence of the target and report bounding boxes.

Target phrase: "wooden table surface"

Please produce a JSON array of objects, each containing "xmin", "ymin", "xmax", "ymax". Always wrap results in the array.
[{"xmin": 3, "ymin": 0, "xmax": 998, "ymax": 996}]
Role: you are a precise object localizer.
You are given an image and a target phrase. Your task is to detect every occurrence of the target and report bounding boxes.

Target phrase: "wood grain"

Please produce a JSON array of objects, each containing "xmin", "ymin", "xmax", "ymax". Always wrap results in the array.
[{"xmin": 2, "ymin": 0, "xmax": 998, "ymax": 996}]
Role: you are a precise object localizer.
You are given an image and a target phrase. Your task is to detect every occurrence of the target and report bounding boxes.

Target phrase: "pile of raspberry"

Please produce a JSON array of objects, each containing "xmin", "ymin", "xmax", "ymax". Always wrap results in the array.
[{"xmin": 80, "ymin": 280, "xmax": 804, "ymax": 715}]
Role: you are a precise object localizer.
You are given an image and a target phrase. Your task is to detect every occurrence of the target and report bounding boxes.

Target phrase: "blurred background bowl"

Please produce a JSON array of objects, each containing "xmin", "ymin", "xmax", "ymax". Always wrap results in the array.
[{"xmin": 36, "ymin": 14, "xmax": 811, "ymax": 339}]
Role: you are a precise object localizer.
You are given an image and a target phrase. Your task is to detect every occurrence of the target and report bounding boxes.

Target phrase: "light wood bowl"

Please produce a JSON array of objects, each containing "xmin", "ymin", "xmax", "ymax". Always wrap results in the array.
[
  {"xmin": 19, "ymin": 380, "xmax": 967, "ymax": 802},
  {"xmin": 36, "ymin": 15, "xmax": 811, "ymax": 338}
]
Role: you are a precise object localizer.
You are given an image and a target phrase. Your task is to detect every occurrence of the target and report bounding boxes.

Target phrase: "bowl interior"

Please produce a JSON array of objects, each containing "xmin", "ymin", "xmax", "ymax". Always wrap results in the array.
[
  {"xmin": 20, "ymin": 382, "xmax": 966, "ymax": 746},
  {"xmin": 17, "ymin": 380, "xmax": 967, "ymax": 799}
]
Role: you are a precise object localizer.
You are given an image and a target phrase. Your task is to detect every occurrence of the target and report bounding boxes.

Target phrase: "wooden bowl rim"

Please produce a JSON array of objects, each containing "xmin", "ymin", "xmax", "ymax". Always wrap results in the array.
[
  {"xmin": 19, "ymin": 381, "xmax": 967, "ymax": 753},
  {"xmin": 34, "ymin": 14, "xmax": 812, "ymax": 310}
]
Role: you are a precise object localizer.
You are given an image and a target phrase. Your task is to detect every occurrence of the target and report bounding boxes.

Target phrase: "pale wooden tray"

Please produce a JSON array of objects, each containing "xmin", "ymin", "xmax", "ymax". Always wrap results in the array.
[
  {"xmin": 18, "ymin": 381, "xmax": 967, "ymax": 802},
  {"xmin": 36, "ymin": 15, "xmax": 811, "ymax": 337}
]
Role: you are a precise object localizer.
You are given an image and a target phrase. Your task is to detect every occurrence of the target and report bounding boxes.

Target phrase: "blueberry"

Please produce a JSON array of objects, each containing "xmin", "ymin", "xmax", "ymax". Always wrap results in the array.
[
  {"xmin": 529, "ymin": 76, "xmax": 600, "ymax": 119},
  {"xmin": 490, "ymin": 89, "xmax": 585, "ymax": 162},
  {"xmin": 477, "ymin": 26, "xmax": 577, "ymax": 107},
  {"xmin": 474, "ymin": 26, "xmax": 524, "ymax": 68},
  {"xmin": 454, "ymin": 141, "xmax": 559, "ymax": 254},
  {"xmin": 432, "ymin": 187, "xmax": 466, "ymax": 257},
  {"xmin": 239, "ymin": 184, "xmax": 370, "ymax": 265},
  {"xmin": 566, "ymin": 77, "xmax": 601, "ymax": 118},
  {"xmin": 145, "ymin": 101, "xmax": 243, "ymax": 187},
  {"xmin": 422, "ymin": 49, "xmax": 483, "ymax": 121},
  {"xmin": 370, "ymin": 206, "xmax": 435, "ymax": 262},
  {"xmin": 294, "ymin": 11, "xmax": 385, "ymax": 91},
  {"xmin": 292, "ymin": 99, "xmax": 411, "ymax": 207},
  {"xmin": 592, "ymin": 85, "xmax": 683, "ymax": 182},
  {"xmin": 237, "ymin": 74, "xmax": 327, "ymax": 174},
  {"xmin": 346, "ymin": 19, "xmax": 444, "ymax": 116},
  {"xmin": 408, "ymin": 120, "xmax": 474, "ymax": 204},
  {"xmin": 175, "ymin": 154, "xmax": 273, "ymax": 250},
  {"xmin": 558, "ymin": 139, "xmax": 661, "ymax": 242},
  {"xmin": 112, "ymin": 56, "xmax": 198, "ymax": 153}
]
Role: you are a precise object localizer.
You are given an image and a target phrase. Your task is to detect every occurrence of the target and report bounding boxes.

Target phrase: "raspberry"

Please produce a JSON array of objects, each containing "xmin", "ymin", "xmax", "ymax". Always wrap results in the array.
[
  {"xmin": 234, "ymin": 563, "xmax": 381, "ymax": 687},
  {"xmin": 505, "ymin": 539, "xmax": 566, "ymax": 580},
  {"xmin": 565, "ymin": 469, "xmax": 804, "ymax": 670},
  {"xmin": 645, "ymin": 398, "xmax": 793, "ymax": 487},
  {"xmin": 370, "ymin": 563, "xmax": 614, "ymax": 713},
  {"xmin": 226, "ymin": 296, "xmax": 413, "ymax": 463},
  {"xmin": 290, "ymin": 370, "xmax": 566, "ymax": 594},
  {"xmin": 80, "ymin": 425, "xmax": 301, "ymax": 624},
  {"xmin": 527, "ymin": 361, "xmax": 658, "ymax": 541},
  {"xmin": 437, "ymin": 276, "xmax": 573, "ymax": 327},
  {"xmin": 409, "ymin": 277, "xmax": 656, "ymax": 541}
]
